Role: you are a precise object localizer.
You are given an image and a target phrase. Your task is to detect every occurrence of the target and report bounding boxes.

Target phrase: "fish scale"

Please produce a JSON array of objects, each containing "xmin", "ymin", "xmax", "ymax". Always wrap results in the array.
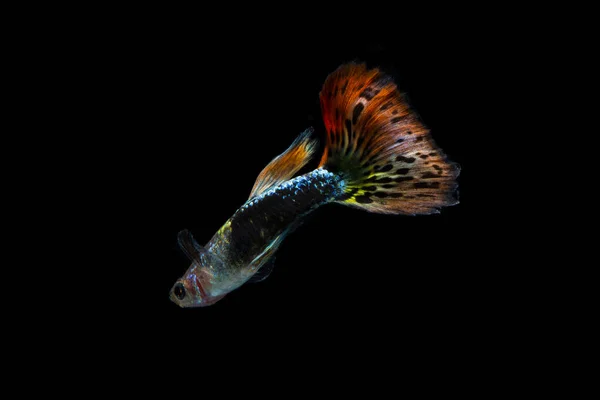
[{"xmin": 211, "ymin": 168, "xmax": 344, "ymax": 268}]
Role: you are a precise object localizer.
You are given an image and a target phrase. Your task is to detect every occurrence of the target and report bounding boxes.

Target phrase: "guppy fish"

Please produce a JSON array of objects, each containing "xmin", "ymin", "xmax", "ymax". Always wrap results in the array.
[{"xmin": 170, "ymin": 62, "xmax": 460, "ymax": 307}]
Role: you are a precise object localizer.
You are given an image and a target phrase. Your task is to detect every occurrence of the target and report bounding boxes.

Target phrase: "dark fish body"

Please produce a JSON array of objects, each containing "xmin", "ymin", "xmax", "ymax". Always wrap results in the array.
[
  {"xmin": 208, "ymin": 169, "xmax": 344, "ymax": 269},
  {"xmin": 170, "ymin": 63, "xmax": 460, "ymax": 307}
]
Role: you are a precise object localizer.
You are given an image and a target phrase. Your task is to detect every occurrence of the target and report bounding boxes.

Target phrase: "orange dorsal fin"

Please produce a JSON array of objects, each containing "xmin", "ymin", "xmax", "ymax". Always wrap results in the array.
[{"xmin": 249, "ymin": 128, "xmax": 318, "ymax": 199}]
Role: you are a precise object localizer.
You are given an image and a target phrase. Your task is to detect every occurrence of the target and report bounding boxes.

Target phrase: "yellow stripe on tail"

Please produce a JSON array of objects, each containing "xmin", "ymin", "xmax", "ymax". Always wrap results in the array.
[{"xmin": 318, "ymin": 63, "xmax": 459, "ymax": 215}]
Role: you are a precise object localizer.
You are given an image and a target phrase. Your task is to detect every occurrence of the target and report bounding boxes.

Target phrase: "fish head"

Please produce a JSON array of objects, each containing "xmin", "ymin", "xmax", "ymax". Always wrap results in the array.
[
  {"xmin": 170, "ymin": 263, "xmax": 216, "ymax": 307},
  {"xmin": 171, "ymin": 229, "xmax": 229, "ymax": 307},
  {"xmin": 169, "ymin": 262, "xmax": 227, "ymax": 308},
  {"xmin": 170, "ymin": 229, "xmax": 212, "ymax": 307}
]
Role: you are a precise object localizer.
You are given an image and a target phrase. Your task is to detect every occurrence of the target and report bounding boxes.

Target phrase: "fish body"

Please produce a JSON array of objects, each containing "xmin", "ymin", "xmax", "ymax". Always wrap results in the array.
[
  {"xmin": 170, "ymin": 63, "xmax": 460, "ymax": 307},
  {"xmin": 172, "ymin": 167, "xmax": 344, "ymax": 306}
]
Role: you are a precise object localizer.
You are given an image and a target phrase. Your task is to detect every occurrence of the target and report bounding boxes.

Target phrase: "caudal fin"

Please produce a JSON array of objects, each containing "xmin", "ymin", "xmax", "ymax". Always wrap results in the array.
[{"xmin": 319, "ymin": 63, "xmax": 459, "ymax": 215}]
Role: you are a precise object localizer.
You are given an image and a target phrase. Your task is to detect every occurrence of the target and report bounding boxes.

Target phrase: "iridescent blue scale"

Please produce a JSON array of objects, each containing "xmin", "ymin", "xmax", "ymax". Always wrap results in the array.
[{"xmin": 227, "ymin": 168, "xmax": 344, "ymax": 264}]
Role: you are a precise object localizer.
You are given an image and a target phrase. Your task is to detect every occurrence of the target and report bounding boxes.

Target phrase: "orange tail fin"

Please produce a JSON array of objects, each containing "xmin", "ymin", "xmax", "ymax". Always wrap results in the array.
[{"xmin": 319, "ymin": 63, "xmax": 459, "ymax": 215}]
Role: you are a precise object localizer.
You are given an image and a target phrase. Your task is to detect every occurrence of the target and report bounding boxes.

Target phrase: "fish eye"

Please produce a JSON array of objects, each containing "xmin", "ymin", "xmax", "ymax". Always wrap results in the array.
[{"xmin": 174, "ymin": 283, "xmax": 186, "ymax": 300}]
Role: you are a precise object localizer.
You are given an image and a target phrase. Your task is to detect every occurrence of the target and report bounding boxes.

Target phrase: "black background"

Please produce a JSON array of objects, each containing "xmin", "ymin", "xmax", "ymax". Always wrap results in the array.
[
  {"xmin": 13, "ymin": 7, "xmax": 569, "ymax": 393},
  {"xmin": 86, "ymin": 27, "xmax": 522, "ymax": 364}
]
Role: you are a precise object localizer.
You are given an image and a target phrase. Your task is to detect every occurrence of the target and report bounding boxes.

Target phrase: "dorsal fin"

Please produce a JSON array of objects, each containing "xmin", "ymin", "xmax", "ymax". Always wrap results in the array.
[
  {"xmin": 249, "ymin": 128, "xmax": 318, "ymax": 199},
  {"xmin": 177, "ymin": 229, "xmax": 205, "ymax": 262}
]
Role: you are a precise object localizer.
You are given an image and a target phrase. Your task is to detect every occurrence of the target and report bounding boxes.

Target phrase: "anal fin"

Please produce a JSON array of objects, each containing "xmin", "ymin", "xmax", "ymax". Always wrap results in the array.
[
  {"xmin": 246, "ymin": 228, "xmax": 291, "ymax": 283},
  {"xmin": 249, "ymin": 257, "xmax": 276, "ymax": 283}
]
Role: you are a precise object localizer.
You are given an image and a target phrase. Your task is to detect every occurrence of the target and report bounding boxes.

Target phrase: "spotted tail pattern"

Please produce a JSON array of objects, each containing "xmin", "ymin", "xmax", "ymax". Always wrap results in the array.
[{"xmin": 319, "ymin": 63, "xmax": 460, "ymax": 215}]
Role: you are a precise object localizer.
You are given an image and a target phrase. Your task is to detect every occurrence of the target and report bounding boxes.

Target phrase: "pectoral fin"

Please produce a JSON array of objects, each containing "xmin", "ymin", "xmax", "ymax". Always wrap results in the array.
[{"xmin": 177, "ymin": 229, "xmax": 205, "ymax": 262}]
